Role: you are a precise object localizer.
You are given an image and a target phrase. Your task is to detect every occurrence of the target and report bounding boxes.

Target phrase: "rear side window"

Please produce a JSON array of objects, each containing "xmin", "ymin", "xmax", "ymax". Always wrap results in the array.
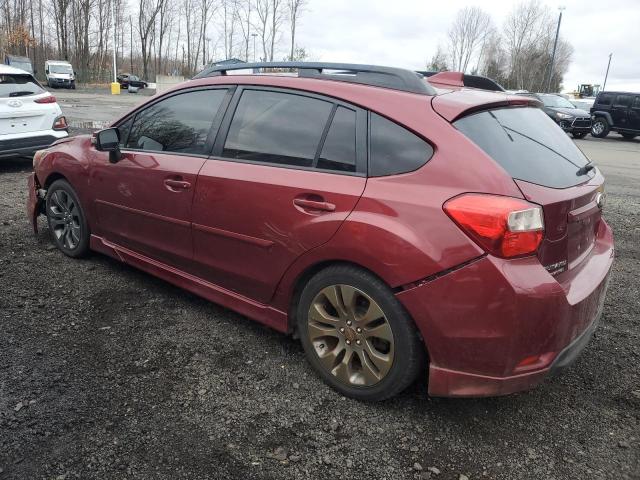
[
  {"xmin": 369, "ymin": 113, "xmax": 433, "ymax": 176},
  {"xmin": 126, "ymin": 89, "xmax": 227, "ymax": 155},
  {"xmin": 633, "ymin": 97, "xmax": 640, "ymax": 109},
  {"xmin": 317, "ymin": 107, "xmax": 357, "ymax": 172},
  {"xmin": 223, "ymin": 89, "xmax": 333, "ymax": 167},
  {"xmin": 614, "ymin": 95, "xmax": 633, "ymax": 108},
  {"xmin": 454, "ymin": 107, "xmax": 592, "ymax": 188},
  {"xmin": 596, "ymin": 93, "xmax": 614, "ymax": 106},
  {"xmin": 0, "ymin": 73, "xmax": 44, "ymax": 98}
]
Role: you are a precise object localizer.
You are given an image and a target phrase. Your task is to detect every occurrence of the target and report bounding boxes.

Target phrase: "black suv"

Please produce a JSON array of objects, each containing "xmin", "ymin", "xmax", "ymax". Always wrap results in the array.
[
  {"xmin": 590, "ymin": 91, "xmax": 640, "ymax": 139},
  {"xmin": 520, "ymin": 93, "xmax": 591, "ymax": 138}
]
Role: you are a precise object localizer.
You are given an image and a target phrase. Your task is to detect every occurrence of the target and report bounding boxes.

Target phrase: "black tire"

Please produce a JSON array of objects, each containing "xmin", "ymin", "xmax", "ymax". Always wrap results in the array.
[
  {"xmin": 297, "ymin": 265, "xmax": 426, "ymax": 401},
  {"xmin": 45, "ymin": 179, "xmax": 90, "ymax": 258},
  {"xmin": 591, "ymin": 117, "xmax": 610, "ymax": 138},
  {"xmin": 572, "ymin": 132, "xmax": 587, "ymax": 139},
  {"xmin": 621, "ymin": 133, "xmax": 637, "ymax": 140}
]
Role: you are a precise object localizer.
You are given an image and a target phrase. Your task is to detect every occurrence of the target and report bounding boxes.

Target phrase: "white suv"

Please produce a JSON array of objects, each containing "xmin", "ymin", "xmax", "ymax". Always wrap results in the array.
[{"xmin": 0, "ymin": 64, "xmax": 68, "ymax": 159}]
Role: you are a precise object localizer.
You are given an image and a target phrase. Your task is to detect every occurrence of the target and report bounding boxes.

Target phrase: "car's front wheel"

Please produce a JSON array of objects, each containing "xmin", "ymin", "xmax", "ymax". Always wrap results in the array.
[
  {"xmin": 591, "ymin": 117, "xmax": 610, "ymax": 138},
  {"xmin": 45, "ymin": 179, "xmax": 90, "ymax": 258},
  {"xmin": 297, "ymin": 265, "xmax": 425, "ymax": 401},
  {"xmin": 572, "ymin": 132, "xmax": 587, "ymax": 139}
]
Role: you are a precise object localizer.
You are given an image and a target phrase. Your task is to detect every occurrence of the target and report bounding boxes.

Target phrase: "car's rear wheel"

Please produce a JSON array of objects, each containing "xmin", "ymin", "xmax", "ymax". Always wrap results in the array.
[
  {"xmin": 45, "ymin": 179, "xmax": 90, "ymax": 258},
  {"xmin": 591, "ymin": 117, "xmax": 610, "ymax": 138},
  {"xmin": 572, "ymin": 132, "xmax": 587, "ymax": 139},
  {"xmin": 297, "ymin": 265, "xmax": 425, "ymax": 401},
  {"xmin": 621, "ymin": 133, "xmax": 637, "ymax": 140}
]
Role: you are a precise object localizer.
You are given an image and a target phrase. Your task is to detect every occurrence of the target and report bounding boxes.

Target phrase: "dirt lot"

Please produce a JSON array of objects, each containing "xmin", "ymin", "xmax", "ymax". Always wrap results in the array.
[{"xmin": 0, "ymin": 131, "xmax": 639, "ymax": 479}]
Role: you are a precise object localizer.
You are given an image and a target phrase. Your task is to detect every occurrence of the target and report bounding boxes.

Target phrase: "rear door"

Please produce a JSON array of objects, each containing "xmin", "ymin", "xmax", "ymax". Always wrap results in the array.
[
  {"xmin": 90, "ymin": 87, "xmax": 231, "ymax": 271},
  {"xmin": 611, "ymin": 94, "xmax": 633, "ymax": 129},
  {"xmin": 192, "ymin": 87, "xmax": 367, "ymax": 303},
  {"xmin": 629, "ymin": 96, "xmax": 640, "ymax": 131},
  {"xmin": 0, "ymin": 73, "xmax": 55, "ymax": 135},
  {"xmin": 454, "ymin": 107, "xmax": 603, "ymax": 275}
]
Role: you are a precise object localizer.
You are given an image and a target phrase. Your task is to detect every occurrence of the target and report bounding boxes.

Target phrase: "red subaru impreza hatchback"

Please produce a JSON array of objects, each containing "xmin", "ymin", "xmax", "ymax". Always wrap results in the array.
[{"xmin": 27, "ymin": 63, "xmax": 613, "ymax": 400}]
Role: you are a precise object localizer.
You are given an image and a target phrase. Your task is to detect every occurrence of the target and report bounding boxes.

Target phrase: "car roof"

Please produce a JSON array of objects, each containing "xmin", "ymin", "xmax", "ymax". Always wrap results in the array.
[
  {"xmin": 0, "ymin": 64, "xmax": 33, "ymax": 75},
  {"xmin": 598, "ymin": 91, "xmax": 639, "ymax": 96},
  {"xmin": 46, "ymin": 60, "xmax": 71, "ymax": 65}
]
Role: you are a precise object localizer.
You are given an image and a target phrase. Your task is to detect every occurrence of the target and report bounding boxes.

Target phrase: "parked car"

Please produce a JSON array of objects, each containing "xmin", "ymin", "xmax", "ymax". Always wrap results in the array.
[
  {"xmin": 0, "ymin": 64, "xmax": 68, "ymax": 159},
  {"xmin": 45, "ymin": 60, "xmax": 76, "ymax": 89},
  {"xmin": 4, "ymin": 54, "xmax": 35, "ymax": 75},
  {"xmin": 27, "ymin": 62, "xmax": 613, "ymax": 401},
  {"xmin": 590, "ymin": 91, "xmax": 640, "ymax": 139},
  {"xmin": 519, "ymin": 93, "xmax": 592, "ymax": 138},
  {"xmin": 116, "ymin": 73, "xmax": 148, "ymax": 90}
]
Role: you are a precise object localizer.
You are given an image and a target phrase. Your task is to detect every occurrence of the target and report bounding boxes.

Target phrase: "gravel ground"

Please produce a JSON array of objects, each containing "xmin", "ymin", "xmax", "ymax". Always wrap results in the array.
[{"xmin": 0, "ymin": 134, "xmax": 638, "ymax": 480}]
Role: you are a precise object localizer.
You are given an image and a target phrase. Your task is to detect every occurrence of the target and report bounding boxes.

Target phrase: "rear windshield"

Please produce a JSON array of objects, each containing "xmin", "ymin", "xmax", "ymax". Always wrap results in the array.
[
  {"xmin": 0, "ymin": 73, "xmax": 44, "ymax": 98},
  {"xmin": 454, "ymin": 107, "xmax": 593, "ymax": 188}
]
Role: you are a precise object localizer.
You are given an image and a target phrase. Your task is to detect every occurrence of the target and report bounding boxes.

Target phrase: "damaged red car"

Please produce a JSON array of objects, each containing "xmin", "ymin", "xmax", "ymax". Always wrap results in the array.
[{"xmin": 27, "ymin": 63, "xmax": 613, "ymax": 400}]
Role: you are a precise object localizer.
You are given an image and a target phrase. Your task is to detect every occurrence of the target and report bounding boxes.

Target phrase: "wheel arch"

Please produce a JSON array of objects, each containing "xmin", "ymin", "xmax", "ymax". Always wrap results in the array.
[{"xmin": 592, "ymin": 110, "xmax": 613, "ymax": 125}]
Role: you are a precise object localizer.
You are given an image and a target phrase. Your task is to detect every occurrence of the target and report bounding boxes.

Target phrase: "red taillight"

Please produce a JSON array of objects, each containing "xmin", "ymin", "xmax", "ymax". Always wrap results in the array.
[
  {"xmin": 34, "ymin": 95, "xmax": 57, "ymax": 104},
  {"xmin": 53, "ymin": 115, "xmax": 68, "ymax": 130},
  {"xmin": 443, "ymin": 194, "xmax": 544, "ymax": 258}
]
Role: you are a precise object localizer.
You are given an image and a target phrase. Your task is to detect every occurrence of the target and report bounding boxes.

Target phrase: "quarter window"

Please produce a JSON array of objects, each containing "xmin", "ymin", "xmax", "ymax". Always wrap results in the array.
[
  {"xmin": 317, "ymin": 107, "xmax": 357, "ymax": 172},
  {"xmin": 596, "ymin": 93, "xmax": 613, "ymax": 106},
  {"xmin": 222, "ymin": 89, "xmax": 333, "ymax": 168},
  {"xmin": 633, "ymin": 97, "xmax": 640, "ymax": 109},
  {"xmin": 369, "ymin": 113, "xmax": 433, "ymax": 177},
  {"xmin": 126, "ymin": 89, "xmax": 227, "ymax": 155}
]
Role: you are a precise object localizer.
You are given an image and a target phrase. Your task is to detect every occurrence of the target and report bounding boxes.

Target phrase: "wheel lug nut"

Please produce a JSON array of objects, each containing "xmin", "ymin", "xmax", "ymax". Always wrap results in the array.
[
  {"xmin": 346, "ymin": 320, "xmax": 352, "ymax": 326},
  {"xmin": 356, "ymin": 327, "xmax": 362, "ymax": 333},
  {"xmin": 356, "ymin": 339, "xmax": 361, "ymax": 345},
  {"xmin": 345, "ymin": 339, "xmax": 351, "ymax": 345},
  {"xmin": 339, "ymin": 327, "xmax": 345, "ymax": 333}
]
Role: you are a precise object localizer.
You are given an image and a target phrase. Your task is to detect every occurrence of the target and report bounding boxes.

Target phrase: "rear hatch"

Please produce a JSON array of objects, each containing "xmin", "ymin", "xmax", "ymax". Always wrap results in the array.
[
  {"xmin": 452, "ymin": 105, "xmax": 603, "ymax": 275},
  {"xmin": 0, "ymin": 72, "xmax": 54, "ymax": 135}
]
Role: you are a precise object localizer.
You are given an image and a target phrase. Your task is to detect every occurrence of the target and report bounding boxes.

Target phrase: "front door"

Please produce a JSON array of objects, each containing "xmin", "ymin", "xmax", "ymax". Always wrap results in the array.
[
  {"xmin": 611, "ymin": 94, "xmax": 632, "ymax": 129},
  {"xmin": 629, "ymin": 96, "xmax": 640, "ymax": 131},
  {"xmin": 90, "ymin": 87, "xmax": 230, "ymax": 271},
  {"xmin": 192, "ymin": 88, "xmax": 367, "ymax": 303}
]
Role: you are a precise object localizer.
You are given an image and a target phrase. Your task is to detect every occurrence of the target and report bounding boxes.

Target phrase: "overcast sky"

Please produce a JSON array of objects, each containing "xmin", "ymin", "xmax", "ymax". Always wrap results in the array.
[{"xmin": 296, "ymin": 0, "xmax": 640, "ymax": 92}]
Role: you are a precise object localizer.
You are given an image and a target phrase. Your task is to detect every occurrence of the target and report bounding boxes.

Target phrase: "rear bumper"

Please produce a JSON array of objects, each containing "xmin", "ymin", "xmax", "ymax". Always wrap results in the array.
[
  {"xmin": 0, "ymin": 131, "xmax": 68, "ymax": 159},
  {"xmin": 397, "ymin": 220, "xmax": 614, "ymax": 397}
]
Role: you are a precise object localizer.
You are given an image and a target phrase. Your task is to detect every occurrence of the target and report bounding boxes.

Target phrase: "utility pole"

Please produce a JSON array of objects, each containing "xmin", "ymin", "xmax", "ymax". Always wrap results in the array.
[
  {"xmin": 252, "ymin": 33, "xmax": 258, "ymax": 62},
  {"xmin": 130, "ymin": 15, "xmax": 134, "ymax": 73},
  {"xmin": 111, "ymin": 1, "xmax": 117, "ymax": 83},
  {"xmin": 546, "ymin": 6, "xmax": 565, "ymax": 93},
  {"xmin": 602, "ymin": 53, "xmax": 613, "ymax": 91}
]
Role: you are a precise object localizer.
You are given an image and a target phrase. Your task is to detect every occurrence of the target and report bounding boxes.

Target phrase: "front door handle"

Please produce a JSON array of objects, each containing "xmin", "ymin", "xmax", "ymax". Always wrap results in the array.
[
  {"xmin": 164, "ymin": 179, "xmax": 191, "ymax": 190},
  {"xmin": 293, "ymin": 198, "xmax": 336, "ymax": 212}
]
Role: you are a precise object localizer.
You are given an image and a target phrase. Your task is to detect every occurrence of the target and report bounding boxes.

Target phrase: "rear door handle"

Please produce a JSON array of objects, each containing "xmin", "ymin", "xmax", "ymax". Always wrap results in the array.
[
  {"xmin": 164, "ymin": 179, "xmax": 191, "ymax": 190},
  {"xmin": 293, "ymin": 198, "xmax": 336, "ymax": 212}
]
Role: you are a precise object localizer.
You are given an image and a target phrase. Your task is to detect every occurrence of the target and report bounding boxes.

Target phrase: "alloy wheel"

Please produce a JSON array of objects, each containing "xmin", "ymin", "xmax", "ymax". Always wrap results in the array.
[
  {"xmin": 48, "ymin": 190, "xmax": 81, "ymax": 250},
  {"xmin": 307, "ymin": 284, "xmax": 394, "ymax": 387},
  {"xmin": 592, "ymin": 121, "xmax": 604, "ymax": 135}
]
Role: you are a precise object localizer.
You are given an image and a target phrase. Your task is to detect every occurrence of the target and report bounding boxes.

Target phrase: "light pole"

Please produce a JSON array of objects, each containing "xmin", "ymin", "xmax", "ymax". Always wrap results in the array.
[
  {"xmin": 252, "ymin": 33, "xmax": 258, "ymax": 62},
  {"xmin": 546, "ymin": 6, "xmax": 565, "ymax": 93},
  {"xmin": 602, "ymin": 53, "xmax": 613, "ymax": 91}
]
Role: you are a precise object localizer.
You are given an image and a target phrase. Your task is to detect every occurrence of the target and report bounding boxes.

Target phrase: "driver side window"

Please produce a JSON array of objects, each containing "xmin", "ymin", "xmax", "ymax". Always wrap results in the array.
[{"xmin": 125, "ymin": 89, "xmax": 228, "ymax": 155}]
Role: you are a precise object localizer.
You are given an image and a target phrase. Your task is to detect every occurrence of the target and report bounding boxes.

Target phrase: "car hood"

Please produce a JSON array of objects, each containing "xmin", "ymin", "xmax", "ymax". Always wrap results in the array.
[{"xmin": 547, "ymin": 107, "xmax": 590, "ymax": 117}]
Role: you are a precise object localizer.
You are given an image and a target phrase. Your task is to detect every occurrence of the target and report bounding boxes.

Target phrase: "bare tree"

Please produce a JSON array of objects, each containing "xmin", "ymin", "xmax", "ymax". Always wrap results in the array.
[
  {"xmin": 426, "ymin": 45, "xmax": 448, "ymax": 72},
  {"xmin": 287, "ymin": 0, "xmax": 305, "ymax": 61},
  {"xmin": 255, "ymin": 0, "xmax": 284, "ymax": 61},
  {"xmin": 138, "ymin": 0, "xmax": 164, "ymax": 79},
  {"xmin": 447, "ymin": 6, "xmax": 492, "ymax": 73}
]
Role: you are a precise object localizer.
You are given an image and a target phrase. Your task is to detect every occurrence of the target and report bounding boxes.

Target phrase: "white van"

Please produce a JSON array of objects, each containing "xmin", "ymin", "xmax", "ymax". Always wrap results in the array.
[{"xmin": 45, "ymin": 60, "xmax": 76, "ymax": 89}]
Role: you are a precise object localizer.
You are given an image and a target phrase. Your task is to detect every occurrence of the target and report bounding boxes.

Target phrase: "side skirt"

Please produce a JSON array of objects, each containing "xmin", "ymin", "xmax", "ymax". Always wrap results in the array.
[{"xmin": 89, "ymin": 234, "xmax": 289, "ymax": 333}]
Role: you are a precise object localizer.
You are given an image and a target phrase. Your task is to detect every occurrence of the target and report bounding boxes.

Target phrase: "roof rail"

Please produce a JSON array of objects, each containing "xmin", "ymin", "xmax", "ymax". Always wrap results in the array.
[
  {"xmin": 194, "ymin": 62, "xmax": 436, "ymax": 95},
  {"xmin": 416, "ymin": 71, "xmax": 505, "ymax": 92}
]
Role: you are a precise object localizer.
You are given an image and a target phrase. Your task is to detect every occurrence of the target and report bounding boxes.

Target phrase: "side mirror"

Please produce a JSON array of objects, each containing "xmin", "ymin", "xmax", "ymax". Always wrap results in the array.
[{"xmin": 95, "ymin": 128, "xmax": 122, "ymax": 163}]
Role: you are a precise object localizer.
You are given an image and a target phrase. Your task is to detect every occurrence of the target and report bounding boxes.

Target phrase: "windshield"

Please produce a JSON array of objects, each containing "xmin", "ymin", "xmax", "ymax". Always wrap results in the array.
[
  {"xmin": 0, "ymin": 73, "xmax": 45, "ymax": 98},
  {"xmin": 540, "ymin": 95, "xmax": 576, "ymax": 109},
  {"xmin": 10, "ymin": 61, "xmax": 33, "ymax": 73},
  {"xmin": 455, "ymin": 107, "xmax": 593, "ymax": 188},
  {"xmin": 50, "ymin": 64, "xmax": 73, "ymax": 74}
]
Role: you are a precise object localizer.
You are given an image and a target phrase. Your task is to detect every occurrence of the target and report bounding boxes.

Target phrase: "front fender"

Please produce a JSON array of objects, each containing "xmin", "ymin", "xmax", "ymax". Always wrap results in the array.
[{"xmin": 591, "ymin": 110, "xmax": 613, "ymax": 126}]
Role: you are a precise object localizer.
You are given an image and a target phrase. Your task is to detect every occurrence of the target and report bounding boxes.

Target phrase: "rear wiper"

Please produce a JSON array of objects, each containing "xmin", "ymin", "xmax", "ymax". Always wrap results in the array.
[
  {"xmin": 9, "ymin": 91, "xmax": 35, "ymax": 97},
  {"xmin": 576, "ymin": 162, "xmax": 595, "ymax": 176}
]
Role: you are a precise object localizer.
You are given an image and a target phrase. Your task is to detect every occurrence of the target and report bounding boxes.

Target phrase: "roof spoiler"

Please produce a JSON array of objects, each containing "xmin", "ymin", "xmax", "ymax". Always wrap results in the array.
[{"xmin": 417, "ymin": 71, "xmax": 505, "ymax": 92}]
